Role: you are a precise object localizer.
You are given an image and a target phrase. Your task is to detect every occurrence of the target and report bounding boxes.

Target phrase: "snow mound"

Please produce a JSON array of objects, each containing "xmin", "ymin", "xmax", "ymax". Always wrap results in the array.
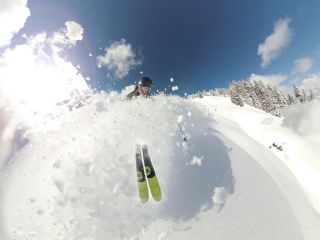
[
  {"xmin": 2, "ymin": 94, "xmax": 320, "ymax": 240},
  {"xmin": 3, "ymin": 93, "xmax": 236, "ymax": 239}
]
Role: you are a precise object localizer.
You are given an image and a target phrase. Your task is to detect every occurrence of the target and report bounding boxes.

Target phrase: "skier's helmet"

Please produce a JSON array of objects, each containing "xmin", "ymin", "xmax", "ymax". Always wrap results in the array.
[
  {"xmin": 138, "ymin": 76, "xmax": 153, "ymax": 96},
  {"xmin": 138, "ymin": 77, "xmax": 153, "ymax": 88}
]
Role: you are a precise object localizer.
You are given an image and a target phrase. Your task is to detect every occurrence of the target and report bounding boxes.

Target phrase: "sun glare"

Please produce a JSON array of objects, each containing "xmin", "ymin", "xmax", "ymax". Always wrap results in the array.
[{"xmin": 0, "ymin": 43, "xmax": 88, "ymax": 117}]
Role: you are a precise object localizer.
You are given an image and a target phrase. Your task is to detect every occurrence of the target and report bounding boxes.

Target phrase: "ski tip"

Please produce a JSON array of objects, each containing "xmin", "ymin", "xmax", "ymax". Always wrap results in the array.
[
  {"xmin": 153, "ymin": 195, "xmax": 162, "ymax": 202},
  {"xmin": 138, "ymin": 190, "xmax": 149, "ymax": 203},
  {"xmin": 140, "ymin": 198, "xmax": 148, "ymax": 203}
]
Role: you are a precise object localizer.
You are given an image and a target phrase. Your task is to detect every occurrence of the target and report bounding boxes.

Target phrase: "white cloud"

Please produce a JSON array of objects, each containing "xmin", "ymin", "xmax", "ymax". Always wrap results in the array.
[
  {"xmin": 0, "ymin": 0, "xmax": 30, "ymax": 48},
  {"xmin": 258, "ymin": 18, "xmax": 292, "ymax": 67},
  {"xmin": 292, "ymin": 57, "xmax": 313, "ymax": 75},
  {"xmin": 97, "ymin": 39, "xmax": 142, "ymax": 79},
  {"xmin": 248, "ymin": 73, "xmax": 288, "ymax": 87}
]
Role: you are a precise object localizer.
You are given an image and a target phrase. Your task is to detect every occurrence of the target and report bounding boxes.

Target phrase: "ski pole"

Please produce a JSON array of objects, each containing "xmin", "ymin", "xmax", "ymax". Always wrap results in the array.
[{"xmin": 177, "ymin": 123, "xmax": 187, "ymax": 142}]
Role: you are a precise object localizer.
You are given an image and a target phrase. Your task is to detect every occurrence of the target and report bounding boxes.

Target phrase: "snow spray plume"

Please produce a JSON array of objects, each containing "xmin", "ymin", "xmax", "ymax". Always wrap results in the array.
[{"xmin": 0, "ymin": 103, "xmax": 13, "ymax": 239}]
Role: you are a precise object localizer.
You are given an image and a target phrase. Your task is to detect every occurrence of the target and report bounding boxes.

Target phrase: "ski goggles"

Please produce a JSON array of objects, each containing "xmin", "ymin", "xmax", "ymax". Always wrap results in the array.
[{"xmin": 139, "ymin": 86, "xmax": 151, "ymax": 95}]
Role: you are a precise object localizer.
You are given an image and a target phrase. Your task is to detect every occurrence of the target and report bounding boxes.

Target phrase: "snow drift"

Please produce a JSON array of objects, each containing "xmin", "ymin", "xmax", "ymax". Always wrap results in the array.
[{"xmin": 1, "ymin": 93, "xmax": 320, "ymax": 240}]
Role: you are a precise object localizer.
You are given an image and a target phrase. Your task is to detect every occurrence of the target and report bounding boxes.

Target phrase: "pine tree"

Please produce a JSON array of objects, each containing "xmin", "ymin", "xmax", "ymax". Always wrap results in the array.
[
  {"xmin": 301, "ymin": 89, "xmax": 307, "ymax": 103},
  {"xmin": 245, "ymin": 81, "xmax": 262, "ymax": 109},
  {"xmin": 308, "ymin": 89, "xmax": 314, "ymax": 101},
  {"xmin": 240, "ymin": 81, "xmax": 252, "ymax": 106},
  {"xmin": 224, "ymin": 79, "xmax": 309, "ymax": 116},
  {"xmin": 280, "ymin": 91, "xmax": 289, "ymax": 106},
  {"xmin": 253, "ymin": 80, "xmax": 274, "ymax": 113},
  {"xmin": 230, "ymin": 82, "xmax": 244, "ymax": 106},
  {"xmin": 266, "ymin": 85, "xmax": 285, "ymax": 116},
  {"xmin": 252, "ymin": 80, "xmax": 264, "ymax": 110},
  {"xmin": 287, "ymin": 93, "xmax": 295, "ymax": 105},
  {"xmin": 293, "ymin": 84, "xmax": 303, "ymax": 103},
  {"xmin": 198, "ymin": 91, "xmax": 204, "ymax": 98},
  {"xmin": 218, "ymin": 88, "xmax": 228, "ymax": 96}
]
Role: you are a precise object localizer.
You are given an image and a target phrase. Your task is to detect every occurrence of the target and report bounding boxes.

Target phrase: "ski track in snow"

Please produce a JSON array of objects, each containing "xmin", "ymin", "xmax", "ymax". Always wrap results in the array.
[{"xmin": 1, "ymin": 94, "xmax": 320, "ymax": 240}]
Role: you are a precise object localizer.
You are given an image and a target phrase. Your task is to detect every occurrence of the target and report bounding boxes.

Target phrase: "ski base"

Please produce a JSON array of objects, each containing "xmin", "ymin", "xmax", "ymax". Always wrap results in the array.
[
  {"xmin": 135, "ymin": 145, "xmax": 148, "ymax": 203},
  {"xmin": 142, "ymin": 145, "xmax": 162, "ymax": 202},
  {"xmin": 135, "ymin": 144, "xmax": 162, "ymax": 202}
]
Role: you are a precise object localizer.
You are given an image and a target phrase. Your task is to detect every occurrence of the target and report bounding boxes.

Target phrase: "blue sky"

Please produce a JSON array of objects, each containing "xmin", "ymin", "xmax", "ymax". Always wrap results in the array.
[{"xmin": 4, "ymin": 0, "xmax": 320, "ymax": 95}]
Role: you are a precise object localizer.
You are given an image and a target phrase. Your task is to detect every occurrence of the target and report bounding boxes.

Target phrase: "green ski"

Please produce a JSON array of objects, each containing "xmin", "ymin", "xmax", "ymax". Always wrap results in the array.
[
  {"xmin": 135, "ymin": 145, "xmax": 148, "ymax": 203},
  {"xmin": 141, "ymin": 145, "xmax": 162, "ymax": 201}
]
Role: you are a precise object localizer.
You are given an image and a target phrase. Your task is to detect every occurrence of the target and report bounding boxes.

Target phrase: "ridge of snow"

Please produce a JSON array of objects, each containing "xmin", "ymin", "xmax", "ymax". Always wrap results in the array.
[{"xmin": 194, "ymin": 96, "xmax": 320, "ymax": 215}]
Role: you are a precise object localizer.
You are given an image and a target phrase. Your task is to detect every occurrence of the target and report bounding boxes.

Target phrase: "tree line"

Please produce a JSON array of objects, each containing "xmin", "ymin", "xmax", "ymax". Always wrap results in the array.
[{"xmin": 193, "ymin": 80, "xmax": 315, "ymax": 117}]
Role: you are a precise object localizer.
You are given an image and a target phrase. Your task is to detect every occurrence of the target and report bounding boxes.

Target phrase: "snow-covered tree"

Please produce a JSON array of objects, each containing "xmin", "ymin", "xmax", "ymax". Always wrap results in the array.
[
  {"xmin": 230, "ymin": 82, "xmax": 244, "ymax": 107},
  {"xmin": 242, "ymin": 81, "xmax": 261, "ymax": 109},
  {"xmin": 218, "ymin": 88, "xmax": 229, "ymax": 96},
  {"xmin": 301, "ymin": 89, "xmax": 307, "ymax": 103},
  {"xmin": 293, "ymin": 84, "xmax": 303, "ymax": 103},
  {"xmin": 253, "ymin": 80, "xmax": 274, "ymax": 113},
  {"xmin": 286, "ymin": 93, "xmax": 295, "ymax": 105},
  {"xmin": 266, "ymin": 85, "xmax": 284, "ymax": 116},
  {"xmin": 198, "ymin": 91, "xmax": 204, "ymax": 98},
  {"xmin": 308, "ymin": 89, "xmax": 314, "ymax": 101},
  {"xmin": 210, "ymin": 79, "xmax": 314, "ymax": 116}
]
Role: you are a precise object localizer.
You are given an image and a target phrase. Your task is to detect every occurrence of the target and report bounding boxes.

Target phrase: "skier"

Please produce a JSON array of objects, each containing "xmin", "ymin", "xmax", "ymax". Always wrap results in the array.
[
  {"xmin": 127, "ymin": 76, "xmax": 153, "ymax": 99},
  {"xmin": 126, "ymin": 77, "xmax": 161, "ymax": 202}
]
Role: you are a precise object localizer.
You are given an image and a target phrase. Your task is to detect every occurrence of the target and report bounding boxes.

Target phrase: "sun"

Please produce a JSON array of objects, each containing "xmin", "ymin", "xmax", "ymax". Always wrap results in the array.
[{"xmin": 0, "ymin": 38, "xmax": 89, "ymax": 117}]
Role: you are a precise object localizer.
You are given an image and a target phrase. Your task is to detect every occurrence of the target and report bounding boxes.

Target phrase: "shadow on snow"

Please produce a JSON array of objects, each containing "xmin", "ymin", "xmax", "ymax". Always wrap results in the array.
[{"xmin": 161, "ymin": 104, "xmax": 235, "ymax": 221}]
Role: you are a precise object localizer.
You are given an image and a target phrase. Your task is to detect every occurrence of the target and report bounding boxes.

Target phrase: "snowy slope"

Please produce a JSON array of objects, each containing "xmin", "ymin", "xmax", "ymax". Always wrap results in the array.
[
  {"xmin": 1, "ymin": 93, "xmax": 320, "ymax": 240},
  {"xmin": 194, "ymin": 96, "xmax": 320, "ymax": 214}
]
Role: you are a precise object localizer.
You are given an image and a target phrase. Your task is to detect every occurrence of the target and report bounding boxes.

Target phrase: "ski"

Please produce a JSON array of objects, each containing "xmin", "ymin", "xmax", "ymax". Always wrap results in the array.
[
  {"xmin": 135, "ymin": 144, "xmax": 148, "ymax": 203},
  {"xmin": 141, "ymin": 145, "xmax": 162, "ymax": 201}
]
